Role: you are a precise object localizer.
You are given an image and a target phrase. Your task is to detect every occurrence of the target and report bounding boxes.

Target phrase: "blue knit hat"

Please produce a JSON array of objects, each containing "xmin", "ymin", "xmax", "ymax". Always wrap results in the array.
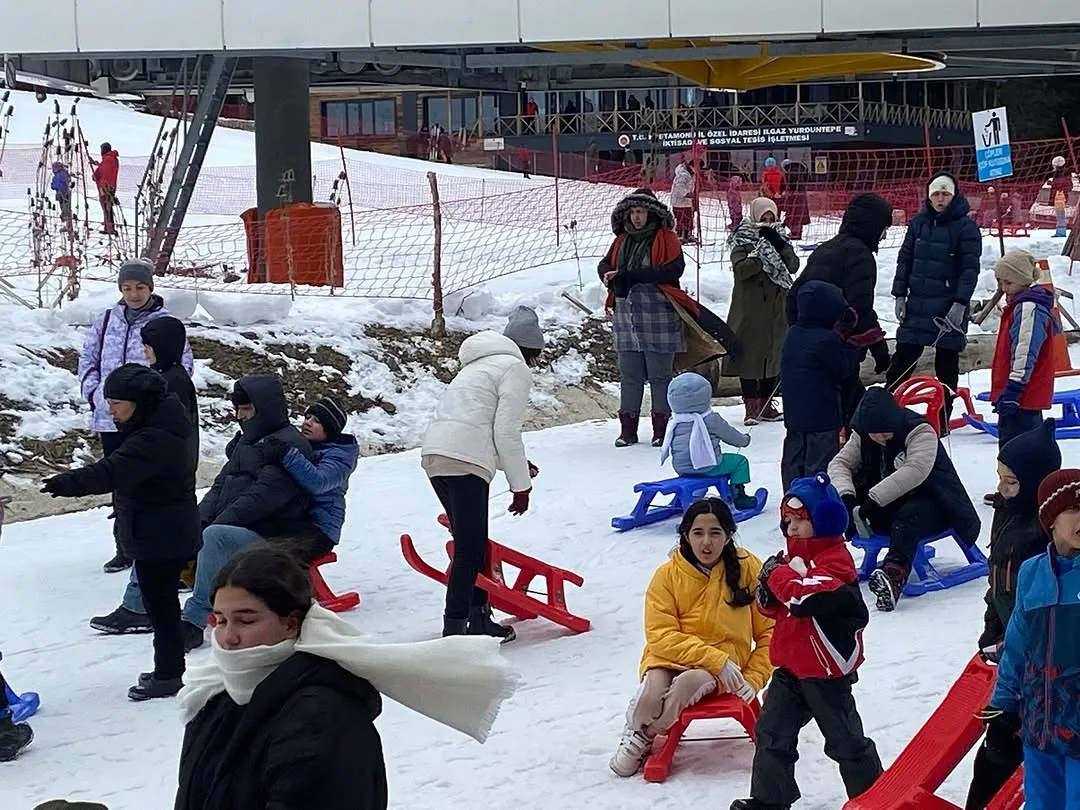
[
  {"xmin": 764, "ymin": 157, "xmax": 778, "ymax": 168},
  {"xmin": 781, "ymin": 473, "xmax": 849, "ymax": 537}
]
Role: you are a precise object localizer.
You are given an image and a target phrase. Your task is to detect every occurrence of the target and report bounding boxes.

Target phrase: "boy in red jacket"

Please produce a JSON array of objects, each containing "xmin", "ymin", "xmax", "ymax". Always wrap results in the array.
[
  {"xmin": 730, "ymin": 473, "xmax": 882, "ymax": 810},
  {"xmin": 92, "ymin": 142, "xmax": 120, "ymax": 235}
]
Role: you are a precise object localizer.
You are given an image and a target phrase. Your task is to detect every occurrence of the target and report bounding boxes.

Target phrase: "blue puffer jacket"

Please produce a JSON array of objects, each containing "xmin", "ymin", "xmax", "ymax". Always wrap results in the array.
[
  {"xmin": 991, "ymin": 548, "xmax": 1080, "ymax": 758},
  {"xmin": 780, "ymin": 281, "xmax": 862, "ymax": 433},
  {"xmin": 666, "ymin": 372, "xmax": 749, "ymax": 476},
  {"xmin": 281, "ymin": 435, "xmax": 359, "ymax": 544},
  {"xmin": 892, "ymin": 184, "xmax": 983, "ymax": 353}
]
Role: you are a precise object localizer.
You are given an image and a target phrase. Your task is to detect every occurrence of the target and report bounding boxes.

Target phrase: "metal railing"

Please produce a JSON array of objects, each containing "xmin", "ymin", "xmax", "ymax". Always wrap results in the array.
[{"xmin": 484, "ymin": 100, "xmax": 972, "ymax": 137}]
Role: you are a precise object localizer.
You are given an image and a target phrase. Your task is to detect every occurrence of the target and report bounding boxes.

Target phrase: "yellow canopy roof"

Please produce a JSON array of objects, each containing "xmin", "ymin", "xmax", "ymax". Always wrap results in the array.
[{"xmin": 541, "ymin": 40, "xmax": 941, "ymax": 90}]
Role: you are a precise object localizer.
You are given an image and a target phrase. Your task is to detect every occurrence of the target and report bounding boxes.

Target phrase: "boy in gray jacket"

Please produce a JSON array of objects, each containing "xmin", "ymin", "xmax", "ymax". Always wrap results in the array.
[{"xmin": 659, "ymin": 372, "xmax": 757, "ymax": 509}]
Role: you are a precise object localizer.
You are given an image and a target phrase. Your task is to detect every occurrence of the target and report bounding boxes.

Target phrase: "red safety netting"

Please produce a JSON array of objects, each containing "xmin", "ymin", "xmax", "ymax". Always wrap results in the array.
[{"xmin": 0, "ymin": 135, "xmax": 1076, "ymax": 305}]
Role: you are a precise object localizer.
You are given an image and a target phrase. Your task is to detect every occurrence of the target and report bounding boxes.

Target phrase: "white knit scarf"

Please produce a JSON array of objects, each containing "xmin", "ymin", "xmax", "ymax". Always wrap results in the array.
[{"xmin": 178, "ymin": 603, "xmax": 520, "ymax": 743}]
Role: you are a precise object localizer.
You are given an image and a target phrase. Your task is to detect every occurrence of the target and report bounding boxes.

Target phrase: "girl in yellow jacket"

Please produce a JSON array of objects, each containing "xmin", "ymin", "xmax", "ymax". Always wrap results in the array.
[{"xmin": 610, "ymin": 497, "xmax": 775, "ymax": 777}]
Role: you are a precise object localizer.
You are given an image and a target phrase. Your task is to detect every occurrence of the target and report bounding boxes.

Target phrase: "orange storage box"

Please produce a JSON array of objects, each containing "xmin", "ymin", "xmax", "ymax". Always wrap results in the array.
[{"xmin": 241, "ymin": 202, "xmax": 344, "ymax": 287}]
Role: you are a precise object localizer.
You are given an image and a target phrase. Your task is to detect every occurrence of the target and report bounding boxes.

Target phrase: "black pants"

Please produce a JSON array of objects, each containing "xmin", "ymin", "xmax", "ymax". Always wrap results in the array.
[
  {"xmin": 781, "ymin": 430, "xmax": 841, "ymax": 491},
  {"xmin": 750, "ymin": 668, "xmax": 883, "ymax": 806},
  {"xmin": 965, "ymin": 713, "xmax": 1023, "ymax": 810},
  {"xmin": 886, "ymin": 343, "xmax": 961, "ymax": 430},
  {"xmin": 740, "ymin": 377, "xmax": 779, "ymax": 400},
  {"xmin": 878, "ymin": 494, "xmax": 951, "ymax": 575},
  {"xmin": 841, "ymin": 372, "xmax": 866, "ymax": 428},
  {"xmin": 997, "ymin": 408, "xmax": 1043, "ymax": 450},
  {"xmin": 135, "ymin": 559, "xmax": 187, "ymax": 680},
  {"xmin": 430, "ymin": 475, "xmax": 491, "ymax": 621},
  {"xmin": 99, "ymin": 431, "xmax": 128, "ymax": 559}
]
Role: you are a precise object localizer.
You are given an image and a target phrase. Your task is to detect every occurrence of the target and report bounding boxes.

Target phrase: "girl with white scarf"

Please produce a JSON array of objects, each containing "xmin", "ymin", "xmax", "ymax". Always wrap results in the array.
[{"xmin": 175, "ymin": 546, "xmax": 519, "ymax": 810}]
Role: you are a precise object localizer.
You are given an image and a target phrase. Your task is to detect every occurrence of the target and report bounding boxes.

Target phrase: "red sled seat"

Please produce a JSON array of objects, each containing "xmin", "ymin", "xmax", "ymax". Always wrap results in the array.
[
  {"xmin": 310, "ymin": 552, "xmax": 360, "ymax": 613},
  {"xmin": 642, "ymin": 693, "xmax": 761, "ymax": 783},
  {"xmin": 893, "ymin": 376, "xmax": 984, "ymax": 437}
]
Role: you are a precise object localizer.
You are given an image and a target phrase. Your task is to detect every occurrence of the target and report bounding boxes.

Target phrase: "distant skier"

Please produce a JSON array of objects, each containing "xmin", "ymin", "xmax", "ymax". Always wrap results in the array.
[
  {"xmin": 92, "ymin": 142, "xmax": 119, "ymax": 235},
  {"xmin": 51, "ymin": 161, "xmax": 72, "ymax": 228}
]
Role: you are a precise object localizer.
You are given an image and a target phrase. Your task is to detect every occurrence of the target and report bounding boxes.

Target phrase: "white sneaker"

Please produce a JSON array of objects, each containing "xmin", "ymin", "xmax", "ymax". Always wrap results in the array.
[{"xmin": 609, "ymin": 728, "xmax": 653, "ymax": 777}]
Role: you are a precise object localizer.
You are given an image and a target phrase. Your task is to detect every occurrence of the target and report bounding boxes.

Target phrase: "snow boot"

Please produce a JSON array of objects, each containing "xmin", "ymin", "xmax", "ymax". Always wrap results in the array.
[
  {"xmin": 614, "ymin": 411, "xmax": 640, "ymax": 447},
  {"xmin": 609, "ymin": 726, "xmax": 653, "ymax": 777},
  {"xmin": 869, "ymin": 562, "xmax": 906, "ymax": 612},
  {"xmin": 743, "ymin": 398, "xmax": 762, "ymax": 427},
  {"xmin": 467, "ymin": 605, "xmax": 516, "ymax": 643},
  {"xmin": 102, "ymin": 552, "xmax": 132, "ymax": 574},
  {"xmin": 0, "ymin": 712, "xmax": 33, "ymax": 762},
  {"xmin": 442, "ymin": 617, "xmax": 467, "ymax": 637},
  {"xmin": 181, "ymin": 621, "xmax": 205, "ymax": 653},
  {"xmin": 729, "ymin": 800, "xmax": 790, "ymax": 810},
  {"xmin": 733, "ymin": 484, "xmax": 759, "ymax": 511},
  {"xmin": 127, "ymin": 675, "xmax": 183, "ymax": 702},
  {"xmin": 89, "ymin": 606, "xmax": 153, "ymax": 635},
  {"xmin": 650, "ymin": 411, "xmax": 670, "ymax": 447},
  {"xmin": 759, "ymin": 399, "xmax": 784, "ymax": 423}
]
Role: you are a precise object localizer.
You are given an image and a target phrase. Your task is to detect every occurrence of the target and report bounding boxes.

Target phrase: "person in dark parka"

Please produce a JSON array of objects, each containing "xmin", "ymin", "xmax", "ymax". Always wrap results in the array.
[
  {"xmin": 42, "ymin": 364, "xmax": 199, "ymax": 701},
  {"xmin": 180, "ymin": 374, "xmax": 316, "ymax": 648},
  {"xmin": 827, "ymin": 387, "xmax": 981, "ymax": 612},
  {"xmin": 780, "ymin": 281, "xmax": 862, "ymax": 489},
  {"xmin": 175, "ymin": 548, "xmax": 387, "ymax": 810},
  {"xmin": 887, "ymin": 173, "xmax": 982, "ymax": 420},
  {"xmin": 787, "ymin": 194, "xmax": 894, "ymax": 424},
  {"xmin": 142, "ymin": 316, "xmax": 199, "ymax": 465}
]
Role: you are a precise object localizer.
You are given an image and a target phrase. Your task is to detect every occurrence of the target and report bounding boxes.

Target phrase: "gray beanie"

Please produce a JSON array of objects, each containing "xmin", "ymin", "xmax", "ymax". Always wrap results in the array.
[
  {"xmin": 994, "ymin": 250, "xmax": 1040, "ymax": 288},
  {"xmin": 117, "ymin": 258, "xmax": 155, "ymax": 291},
  {"xmin": 503, "ymin": 306, "xmax": 544, "ymax": 351}
]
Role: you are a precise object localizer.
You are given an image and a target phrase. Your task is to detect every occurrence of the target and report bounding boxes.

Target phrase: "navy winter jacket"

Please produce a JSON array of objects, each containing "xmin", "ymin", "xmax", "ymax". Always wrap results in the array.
[
  {"xmin": 281, "ymin": 434, "xmax": 359, "ymax": 544},
  {"xmin": 991, "ymin": 550, "xmax": 1080, "ymax": 758},
  {"xmin": 781, "ymin": 281, "xmax": 862, "ymax": 433},
  {"xmin": 892, "ymin": 185, "xmax": 983, "ymax": 353}
]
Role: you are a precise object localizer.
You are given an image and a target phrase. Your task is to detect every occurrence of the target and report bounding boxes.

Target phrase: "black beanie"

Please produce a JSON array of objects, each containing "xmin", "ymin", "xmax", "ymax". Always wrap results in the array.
[
  {"xmin": 118, "ymin": 258, "xmax": 155, "ymax": 291},
  {"xmin": 230, "ymin": 383, "xmax": 252, "ymax": 407},
  {"xmin": 141, "ymin": 316, "xmax": 186, "ymax": 370},
  {"xmin": 103, "ymin": 363, "xmax": 167, "ymax": 403},
  {"xmin": 999, "ymin": 418, "xmax": 1062, "ymax": 513},
  {"xmin": 306, "ymin": 396, "xmax": 347, "ymax": 438}
]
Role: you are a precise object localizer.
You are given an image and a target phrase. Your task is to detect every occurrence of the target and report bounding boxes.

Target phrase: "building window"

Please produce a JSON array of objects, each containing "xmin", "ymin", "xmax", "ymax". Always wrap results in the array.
[{"xmin": 323, "ymin": 99, "xmax": 396, "ymax": 137}]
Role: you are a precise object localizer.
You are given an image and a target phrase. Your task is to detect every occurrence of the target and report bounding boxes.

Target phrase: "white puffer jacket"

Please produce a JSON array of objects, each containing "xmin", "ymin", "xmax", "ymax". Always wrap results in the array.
[
  {"xmin": 670, "ymin": 163, "xmax": 694, "ymax": 209},
  {"xmin": 421, "ymin": 331, "xmax": 533, "ymax": 493}
]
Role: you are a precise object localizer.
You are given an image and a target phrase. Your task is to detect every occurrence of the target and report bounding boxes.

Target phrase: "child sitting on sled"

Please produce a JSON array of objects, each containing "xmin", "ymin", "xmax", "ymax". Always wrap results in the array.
[
  {"xmin": 731, "ymin": 474, "xmax": 882, "ymax": 810},
  {"xmin": 610, "ymin": 497, "xmax": 774, "ymax": 778},
  {"xmin": 660, "ymin": 371, "xmax": 757, "ymax": 510}
]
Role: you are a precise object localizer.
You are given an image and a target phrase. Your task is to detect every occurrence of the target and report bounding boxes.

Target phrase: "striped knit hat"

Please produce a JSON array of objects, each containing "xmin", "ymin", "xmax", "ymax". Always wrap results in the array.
[
  {"xmin": 1037, "ymin": 468, "xmax": 1080, "ymax": 534},
  {"xmin": 305, "ymin": 396, "xmax": 347, "ymax": 438}
]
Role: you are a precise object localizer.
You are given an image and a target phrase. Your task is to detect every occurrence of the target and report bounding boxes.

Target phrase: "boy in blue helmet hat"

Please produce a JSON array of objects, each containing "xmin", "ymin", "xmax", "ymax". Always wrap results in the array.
[{"xmin": 731, "ymin": 473, "xmax": 881, "ymax": 810}]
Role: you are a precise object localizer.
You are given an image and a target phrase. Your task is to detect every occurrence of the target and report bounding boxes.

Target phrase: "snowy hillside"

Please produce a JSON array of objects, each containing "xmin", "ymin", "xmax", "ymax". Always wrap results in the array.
[{"xmin": 2, "ymin": 368, "xmax": 1069, "ymax": 808}]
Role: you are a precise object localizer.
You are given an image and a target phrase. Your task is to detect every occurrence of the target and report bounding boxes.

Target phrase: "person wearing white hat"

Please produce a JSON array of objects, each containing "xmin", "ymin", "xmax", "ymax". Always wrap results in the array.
[{"xmin": 887, "ymin": 172, "xmax": 982, "ymax": 430}]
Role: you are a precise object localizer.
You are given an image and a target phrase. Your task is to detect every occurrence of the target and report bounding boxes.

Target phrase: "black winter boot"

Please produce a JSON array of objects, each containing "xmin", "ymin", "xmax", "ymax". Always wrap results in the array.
[
  {"xmin": 615, "ymin": 411, "xmax": 640, "ymax": 447},
  {"xmin": 89, "ymin": 606, "xmax": 153, "ymax": 635},
  {"xmin": 181, "ymin": 621, "xmax": 205, "ymax": 653},
  {"xmin": 0, "ymin": 712, "xmax": 33, "ymax": 762},
  {"xmin": 729, "ymin": 799, "xmax": 790, "ymax": 810},
  {"xmin": 102, "ymin": 552, "xmax": 132, "ymax": 574},
  {"xmin": 733, "ymin": 485, "xmax": 760, "ymax": 511},
  {"xmin": 128, "ymin": 675, "xmax": 183, "ymax": 702},
  {"xmin": 869, "ymin": 562, "xmax": 907, "ymax": 612},
  {"xmin": 442, "ymin": 617, "xmax": 467, "ymax": 637},
  {"xmin": 650, "ymin": 412, "xmax": 670, "ymax": 447},
  {"xmin": 467, "ymin": 605, "xmax": 516, "ymax": 643}
]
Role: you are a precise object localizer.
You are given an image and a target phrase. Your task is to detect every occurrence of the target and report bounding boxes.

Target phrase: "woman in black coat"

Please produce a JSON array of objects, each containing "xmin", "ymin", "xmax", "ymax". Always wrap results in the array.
[
  {"xmin": 887, "ymin": 173, "xmax": 982, "ymax": 417},
  {"xmin": 142, "ymin": 316, "xmax": 199, "ymax": 465},
  {"xmin": 42, "ymin": 364, "xmax": 199, "ymax": 701},
  {"xmin": 175, "ymin": 546, "xmax": 387, "ymax": 810}
]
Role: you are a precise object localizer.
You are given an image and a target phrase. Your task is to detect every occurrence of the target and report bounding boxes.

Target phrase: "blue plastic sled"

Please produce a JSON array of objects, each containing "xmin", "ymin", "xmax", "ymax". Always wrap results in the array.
[
  {"xmin": 612, "ymin": 474, "xmax": 768, "ymax": 532},
  {"xmin": 966, "ymin": 388, "xmax": 1080, "ymax": 440},
  {"xmin": 851, "ymin": 530, "xmax": 988, "ymax": 598},
  {"xmin": 0, "ymin": 651, "xmax": 40, "ymax": 723}
]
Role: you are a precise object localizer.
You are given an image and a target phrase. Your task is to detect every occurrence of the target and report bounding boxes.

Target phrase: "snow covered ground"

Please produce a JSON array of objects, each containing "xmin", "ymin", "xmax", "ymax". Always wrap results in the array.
[{"xmin": 2, "ymin": 363, "xmax": 1067, "ymax": 809}]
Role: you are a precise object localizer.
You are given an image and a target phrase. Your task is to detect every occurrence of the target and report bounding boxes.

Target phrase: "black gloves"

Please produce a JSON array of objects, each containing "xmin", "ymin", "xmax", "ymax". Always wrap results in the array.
[
  {"xmin": 41, "ymin": 475, "xmax": 76, "ymax": 498},
  {"xmin": 869, "ymin": 339, "xmax": 891, "ymax": 374},
  {"xmin": 759, "ymin": 226, "xmax": 787, "ymax": 252},
  {"xmin": 259, "ymin": 436, "xmax": 288, "ymax": 465},
  {"xmin": 756, "ymin": 552, "xmax": 786, "ymax": 609}
]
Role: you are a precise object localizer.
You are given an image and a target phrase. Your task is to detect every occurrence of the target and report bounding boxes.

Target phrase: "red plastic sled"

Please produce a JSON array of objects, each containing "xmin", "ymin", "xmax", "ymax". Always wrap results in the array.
[
  {"xmin": 843, "ymin": 655, "xmax": 1022, "ymax": 809},
  {"xmin": 643, "ymin": 693, "xmax": 761, "ymax": 783},
  {"xmin": 310, "ymin": 552, "xmax": 360, "ymax": 613},
  {"xmin": 893, "ymin": 377, "xmax": 985, "ymax": 438},
  {"xmin": 399, "ymin": 515, "xmax": 590, "ymax": 633}
]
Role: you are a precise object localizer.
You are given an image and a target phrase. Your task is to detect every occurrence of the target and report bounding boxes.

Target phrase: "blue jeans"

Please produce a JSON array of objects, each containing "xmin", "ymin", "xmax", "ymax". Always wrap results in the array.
[
  {"xmin": 1023, "ymin": 744, "xmax": 1080, "ymax": 809},
  {"xmin": 181, "ymin": 525, "xmax": 265, "ymax": 628},
  {"xmin": 122, "ymin": 566, "xmax": 146, "ymax": 615}
]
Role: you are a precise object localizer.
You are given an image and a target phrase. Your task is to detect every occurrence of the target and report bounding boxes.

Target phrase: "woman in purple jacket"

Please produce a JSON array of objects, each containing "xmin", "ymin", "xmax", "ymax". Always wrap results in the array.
[{"xmin": 77, "ymin": 258, "xmax": 193, "ymax": 572}]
